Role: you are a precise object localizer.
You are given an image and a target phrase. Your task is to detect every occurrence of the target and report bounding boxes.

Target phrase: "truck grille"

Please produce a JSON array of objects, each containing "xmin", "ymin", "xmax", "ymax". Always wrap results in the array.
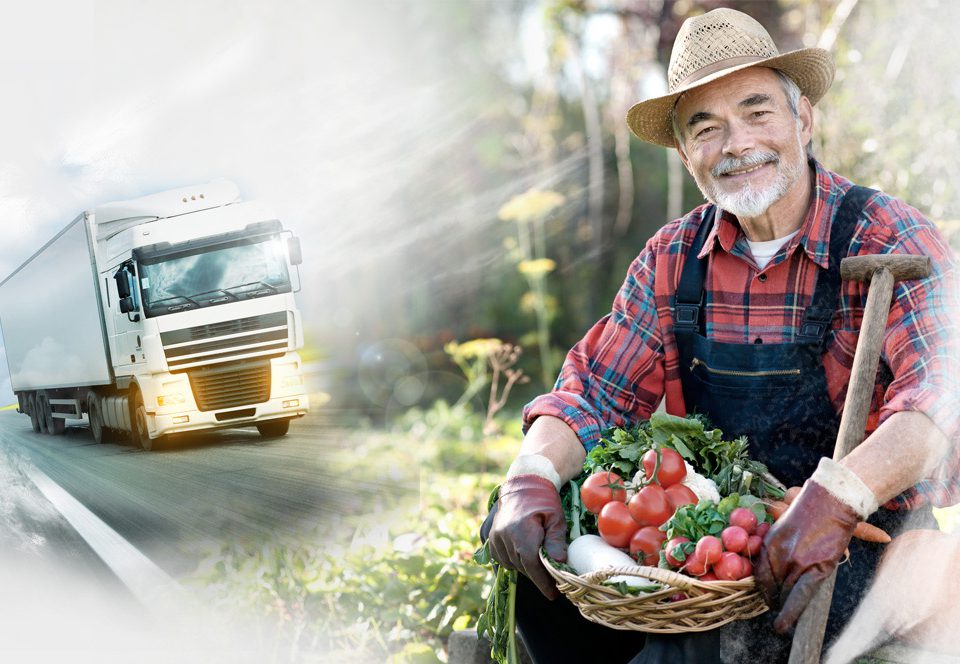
[
  {"xmin": 187, "ymin": 359, "xmax": 271, "ymax": 412},
  {"xmin": 161, "ymin": 312, "xmax": 290, "ymax": 370}
]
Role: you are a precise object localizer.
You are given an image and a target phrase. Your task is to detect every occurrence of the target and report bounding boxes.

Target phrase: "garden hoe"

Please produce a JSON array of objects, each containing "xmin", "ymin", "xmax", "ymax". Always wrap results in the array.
[{"xmin": 788, "ymin": 253, "xmax": 931, "ymax": 663}]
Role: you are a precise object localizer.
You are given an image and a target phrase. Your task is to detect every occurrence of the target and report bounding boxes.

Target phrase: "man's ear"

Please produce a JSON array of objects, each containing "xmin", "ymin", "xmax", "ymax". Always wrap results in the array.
[{"xmin": 798, "ymin": 96, "xmax": 814, "ymax": 145}]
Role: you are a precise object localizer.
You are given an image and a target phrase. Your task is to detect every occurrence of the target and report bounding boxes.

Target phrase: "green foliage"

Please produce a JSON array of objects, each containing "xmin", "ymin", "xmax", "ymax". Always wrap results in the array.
[
  {"xmin": 187, "ymin": 402, "xmax": 519, "ymax": 662},
  {"xmin": 394, "ymin": 400, "xmax": 520, "ymax": 474},
  {"xmin": 586, "ymin": 413, "xmax": 784, "ymax": 500},
  {"xmin": 663, "ymin": 502, "xmax": 728, "ymax": 544}
]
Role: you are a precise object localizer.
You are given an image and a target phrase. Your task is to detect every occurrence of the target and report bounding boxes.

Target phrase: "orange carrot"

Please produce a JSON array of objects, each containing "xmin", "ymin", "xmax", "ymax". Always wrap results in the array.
[
  {"xmin": 784, "ymin": 486, "xmax": 801, "ymax": 504},
  {"xmin": 852, "ymin": 522, "xmax": 892, "ymax": 543},
  {"xmin": 765, "ymin": 500, "xmax": 789, "ymax": 521},
  {"xmin": 766, "ymin": 488, "xmax": 891, "ymax": 543}
]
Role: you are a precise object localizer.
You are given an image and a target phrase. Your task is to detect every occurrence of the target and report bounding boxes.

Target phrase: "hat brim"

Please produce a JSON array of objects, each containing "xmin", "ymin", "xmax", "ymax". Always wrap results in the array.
[{"xmin": 626, "ymin": 48, "xmax": 835, "ymax": 148}]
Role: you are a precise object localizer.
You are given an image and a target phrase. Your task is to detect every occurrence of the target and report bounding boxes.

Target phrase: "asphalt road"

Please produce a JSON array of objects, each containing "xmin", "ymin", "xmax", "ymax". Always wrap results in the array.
[{"xmin": 0, "ymin": 406, "xmax": 370, "ymax": 579}]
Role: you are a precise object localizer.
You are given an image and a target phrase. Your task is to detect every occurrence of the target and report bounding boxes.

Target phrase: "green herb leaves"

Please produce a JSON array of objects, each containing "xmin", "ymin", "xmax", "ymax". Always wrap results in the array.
[{"xmin": 586, "ymin": 414, "xmax": 784, "ymax": 501}]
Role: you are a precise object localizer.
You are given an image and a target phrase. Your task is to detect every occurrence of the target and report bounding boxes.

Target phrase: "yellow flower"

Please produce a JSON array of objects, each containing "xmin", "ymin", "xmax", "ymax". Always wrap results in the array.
[
  {"xmin": 444, "ymin": 338, "xmax": 503, "ymax": 361},
  {"xmin": 517, "ymin": 258, "xmax": 556, "ymax": 277},
  {"xmin": 498, "ymin": 189, "xmax": 565, "ymax": 223}
]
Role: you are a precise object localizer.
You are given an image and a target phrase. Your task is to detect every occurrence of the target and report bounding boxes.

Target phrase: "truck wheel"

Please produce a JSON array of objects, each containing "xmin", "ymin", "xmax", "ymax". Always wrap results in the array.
[
  {"xmin": 35, "ymin": 393, "xmax": 49, "ymax": 434},
  {"xmin": 27, "ymin": 393, "xmax": 41, "ymax": 433},
  {"xmin": 132, "ymin": 391, "xmax": 157, "ymax": 451},
  {"xmin": 256, "ymin": 419, "xmax": 290, "ymax": 438},
  {"xmin": 38, "ymin": 391, "xmax": 65, "ymax": 435},
  {"xmin": 87, "ymin": 393, "xmax": 105, "ymax": 444}
]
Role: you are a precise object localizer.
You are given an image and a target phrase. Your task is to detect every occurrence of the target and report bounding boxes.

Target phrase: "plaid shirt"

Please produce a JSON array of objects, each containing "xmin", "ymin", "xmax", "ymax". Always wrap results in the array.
[{"xmin": 524, "ymin": 161, "xmax": 960, "ymax": 510}]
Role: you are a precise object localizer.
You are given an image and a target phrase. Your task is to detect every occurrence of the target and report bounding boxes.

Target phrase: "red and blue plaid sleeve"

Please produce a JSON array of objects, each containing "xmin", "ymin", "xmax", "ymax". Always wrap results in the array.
[{"xmin": 854, "ymin": 195, "xmax": 960, "ymax": 509}]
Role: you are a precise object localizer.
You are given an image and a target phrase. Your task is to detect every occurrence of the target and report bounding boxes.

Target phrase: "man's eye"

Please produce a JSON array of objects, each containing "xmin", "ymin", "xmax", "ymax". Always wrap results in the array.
[
  {"xmin": 752, "ymin": 110, "xmax": 770, "ymax": 118},
  {"xmin": 696, "ymin": 126, "xmax": 716, "ymax": 138}
]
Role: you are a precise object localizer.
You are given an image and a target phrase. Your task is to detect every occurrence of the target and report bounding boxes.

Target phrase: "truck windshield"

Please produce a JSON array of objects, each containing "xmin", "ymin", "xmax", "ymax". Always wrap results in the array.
[{"xmin": 138, "ymin": 235, "xmax": 291, "ymax": 318}]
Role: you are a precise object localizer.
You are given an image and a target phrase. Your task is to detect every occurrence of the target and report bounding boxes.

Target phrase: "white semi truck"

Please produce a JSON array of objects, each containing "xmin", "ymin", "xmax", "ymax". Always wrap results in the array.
[{"xmin": 0, "ymin": 181, "xmax": 309, "ymax": 450}]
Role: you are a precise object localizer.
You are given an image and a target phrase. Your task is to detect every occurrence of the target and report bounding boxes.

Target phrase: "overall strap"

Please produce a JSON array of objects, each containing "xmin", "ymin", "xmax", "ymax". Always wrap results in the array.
[
  {"xmin": 673, "ymin": 205, "xmax": 717, "ymax": 336},
  {"xmin": 795, "ymin": 185, "xmax": 876, "ymax": 344},
  {"xmin": 672, "ymin": 187, "xmax": 877, "ymax": 341}
]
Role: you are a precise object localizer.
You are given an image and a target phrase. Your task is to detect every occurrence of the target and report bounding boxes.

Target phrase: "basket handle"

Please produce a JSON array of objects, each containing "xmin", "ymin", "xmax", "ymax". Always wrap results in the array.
[{"xmin": 580, "ymin": 564, "xmax": 697, "ymax": 592}]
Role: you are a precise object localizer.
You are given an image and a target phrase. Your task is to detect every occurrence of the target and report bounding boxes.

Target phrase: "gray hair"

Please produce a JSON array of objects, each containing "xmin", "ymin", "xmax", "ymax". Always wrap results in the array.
[{"xmin": 671, "ymin": 69, "xmax": 813, "ymax": 158}]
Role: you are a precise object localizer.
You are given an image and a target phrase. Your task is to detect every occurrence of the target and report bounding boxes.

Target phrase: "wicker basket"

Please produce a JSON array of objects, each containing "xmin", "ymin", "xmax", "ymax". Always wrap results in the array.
[{"xmin": 540, "ymin": 549, "xmax": 768, "ymax": 633}]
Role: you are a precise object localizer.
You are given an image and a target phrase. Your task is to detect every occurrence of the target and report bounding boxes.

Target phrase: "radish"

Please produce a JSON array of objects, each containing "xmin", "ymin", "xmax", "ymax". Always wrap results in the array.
[
  {"xmin": 567, "ymin": 535, "xmax": 662, "ymax": 590},
  {"xmin": 729, "ymin": 507, "xmax": 758, "ymax": 534},
  {"xmin": 713, "ymin": 552, "xmax": 742, "ymax": 581},
  {"xmin": 695, "ymin": 535, "xmax": 722, "ymax": 565},
  {"xmin": 721, "ymin": 526, "xmax": 749, "ymax": 553}
]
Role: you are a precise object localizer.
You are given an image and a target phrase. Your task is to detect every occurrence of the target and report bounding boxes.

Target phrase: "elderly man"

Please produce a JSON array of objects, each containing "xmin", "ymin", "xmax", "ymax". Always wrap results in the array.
[{"xmin": 485, "ymin": 7, "xmax": 959, "ymax": 664}]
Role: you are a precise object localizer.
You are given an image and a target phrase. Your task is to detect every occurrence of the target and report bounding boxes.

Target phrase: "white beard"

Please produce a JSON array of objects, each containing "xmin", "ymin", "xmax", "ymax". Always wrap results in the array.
[{"xmin": 694, "ymin": 131, "xmax": 805, "ymax": 219}]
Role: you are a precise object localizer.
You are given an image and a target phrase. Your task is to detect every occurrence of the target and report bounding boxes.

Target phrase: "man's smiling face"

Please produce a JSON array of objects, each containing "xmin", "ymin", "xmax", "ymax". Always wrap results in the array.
[{"xmin": 673, "ymin": 67, "xmax": 813, "ymax": 220}]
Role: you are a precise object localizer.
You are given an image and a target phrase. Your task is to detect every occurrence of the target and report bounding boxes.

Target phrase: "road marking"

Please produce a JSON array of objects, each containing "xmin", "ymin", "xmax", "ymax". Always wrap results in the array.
[{"xmin": 25, "ymin": 465, "xmax": 188, "ymax": 607}]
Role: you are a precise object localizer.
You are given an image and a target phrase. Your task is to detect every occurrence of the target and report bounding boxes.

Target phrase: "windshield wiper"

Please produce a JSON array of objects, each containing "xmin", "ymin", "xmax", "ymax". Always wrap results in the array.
[
  {"xmin": 190, "ymin": 288, "xmax": 241, "ymax": 303},
  {"xmin": 149, "ymin": 294, "xmax": 202, "ymax": 309},
  {"xmin": 224, "ymin": 281, "xmax": 281, "ymax": 296}
]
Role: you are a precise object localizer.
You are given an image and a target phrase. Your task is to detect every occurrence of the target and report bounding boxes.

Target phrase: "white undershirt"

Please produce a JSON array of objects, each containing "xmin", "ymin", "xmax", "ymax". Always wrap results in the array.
[{"xmin": 746, "ymin": 230, "xmax": 800, "ymax": 270}]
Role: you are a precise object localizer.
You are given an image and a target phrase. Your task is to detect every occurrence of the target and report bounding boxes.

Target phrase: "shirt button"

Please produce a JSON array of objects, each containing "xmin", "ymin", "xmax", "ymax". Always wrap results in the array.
[
  {"xmin": 754, "ymin": 337, "xmax": 763, "ymax": 344},
  {"xmin": 758, "ymin": 273, "xmax": 768, "ymax": 282}
]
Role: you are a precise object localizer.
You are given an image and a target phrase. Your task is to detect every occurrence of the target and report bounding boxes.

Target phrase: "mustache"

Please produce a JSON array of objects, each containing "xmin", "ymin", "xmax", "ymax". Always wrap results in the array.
[{"xmin": 712, "ymin": 152, "xmax": 780, "ymax": 177}]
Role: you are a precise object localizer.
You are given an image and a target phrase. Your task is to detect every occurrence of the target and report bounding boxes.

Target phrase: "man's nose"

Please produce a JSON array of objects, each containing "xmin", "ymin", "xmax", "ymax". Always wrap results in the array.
[{"xmin": 722, "ymin": 121, "xmax": 756, "ymax": 158}]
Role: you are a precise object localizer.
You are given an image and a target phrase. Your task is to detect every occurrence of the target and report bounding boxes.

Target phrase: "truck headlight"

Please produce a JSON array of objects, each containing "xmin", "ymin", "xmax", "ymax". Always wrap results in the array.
[
  {"xmin": 157, "ymin": 393, "xmax": 187, "ymax": 407},
  {"xmin": 280, "ymin": 374, "xmax": 303, "ymax": 388}
]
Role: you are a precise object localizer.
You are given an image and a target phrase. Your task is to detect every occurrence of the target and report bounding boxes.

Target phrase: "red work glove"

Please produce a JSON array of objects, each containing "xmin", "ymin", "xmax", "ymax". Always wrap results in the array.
[
  {"xmin": 756, "ymin": 477, "xmax": 865, "ymax": 632},
  {"xmin": 487, "ymin": 474, "xmax": 568, "ymax": 599}
]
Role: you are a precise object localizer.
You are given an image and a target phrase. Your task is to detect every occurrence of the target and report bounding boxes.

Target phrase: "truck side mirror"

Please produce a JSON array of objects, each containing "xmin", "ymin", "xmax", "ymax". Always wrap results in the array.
[
  {"xmin": 119, "ymin": 296, "xmax": 134, "ymax": 314},
  {"xmin": 288, "ymin": 237, "xmax": 302, "ymax": 266},
  {"xmin": 114, "ymin": 268, "xmax": 131, "ymax": 299}
]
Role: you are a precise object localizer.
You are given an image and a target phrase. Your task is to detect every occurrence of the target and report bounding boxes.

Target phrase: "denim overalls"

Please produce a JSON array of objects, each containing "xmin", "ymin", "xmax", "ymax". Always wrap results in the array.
[{"xmin": 661, "ymin": 185, "xmax": 934, "ymax": 661}]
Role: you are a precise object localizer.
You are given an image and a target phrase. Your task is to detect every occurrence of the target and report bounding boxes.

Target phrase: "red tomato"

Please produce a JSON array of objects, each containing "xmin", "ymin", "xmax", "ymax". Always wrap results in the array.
[
  {"xmin": 754, "ymin": 521, "xmax": 771, "ymax": 539},
  {"xmin": 729, "ymin": 507, "xmax": 758, "ymax": 535},
  {"xmin": 664, "ymin": 536, "xmax": 691, "ymax": 568},
  {"xmin": 665, "ymin": 484, "xmax": 698, "ymax": 511},
  {"xmin": 746, "ymin": 535, "xmax": 763, "ymax": 557},
  {"xmin": 628, "ymin": 484, "xmax": 673, "ymax": 527},
  {"xmin": 721, "ymin": 526, "xmax": 749, "ymax": 553},
  {"xmin": 630, "ymin": 526, "xmax": 667, "ymax": 566},
  {"xmin": 580, "ymin": 471, "xmax": 627, "ymax": 514},
  {"xmin": 713, "ymin": 552, "xmax": 742, "ymax": 581},
  {"xmin": 695, "ymin": 535, "xmax": 723, "ymax": 565},
  {"xmin": 598, "ymin": 501, "xmax": 639, "ymax": 548},
  {"xmin": 642, "ymin": 448, "xmax": 687, "ymax": 487},
  {"xmin": 683, "ymin": 551, "xmax": 709, "ymax": 576}
]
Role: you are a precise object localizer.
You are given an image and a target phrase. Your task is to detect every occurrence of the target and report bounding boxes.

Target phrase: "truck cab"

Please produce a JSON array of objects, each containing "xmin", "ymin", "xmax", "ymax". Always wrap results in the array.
[{"xmin": 89, "ymin": 181, "xmax": 309, "ymax": 448}]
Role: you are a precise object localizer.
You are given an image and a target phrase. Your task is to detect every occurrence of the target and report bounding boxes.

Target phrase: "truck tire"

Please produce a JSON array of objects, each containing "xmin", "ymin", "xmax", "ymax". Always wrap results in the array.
[
  {"xmin": 131, "ymin": 390, "xmax": 158, "ymax": 451},
  {"xmin": 87, "ymin": 392, "xmax": 105, "ymax": 444},
  {"xmin": 38, "ymin": 391, "xmax": 65, "ymax": 435},
  {"xmin": 27, "ymin": 393, "xmax": 41, "ymax": 433},
  {"xmin": 34, "ymin": 393, "xmax": 49, "ymax": 434},
  {"xmin": 256, "ymin": 419, "xmax": 290, "ymax": 438}
]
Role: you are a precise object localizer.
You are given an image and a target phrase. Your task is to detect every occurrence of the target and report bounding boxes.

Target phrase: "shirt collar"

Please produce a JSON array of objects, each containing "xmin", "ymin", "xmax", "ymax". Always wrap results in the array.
[{"xmin": 696, "ymin": 159, "xmax": 835, "ymax": 270}]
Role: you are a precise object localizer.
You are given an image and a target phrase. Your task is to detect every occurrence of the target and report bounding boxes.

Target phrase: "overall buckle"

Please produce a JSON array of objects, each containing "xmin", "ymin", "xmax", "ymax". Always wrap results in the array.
[
  {"xmin": 674, "ymin": 303, "xmax": 700, "ymax": 332},
  {"xmin": 799, "ymin": 306, "xmax": 833, "ymax": 341}
]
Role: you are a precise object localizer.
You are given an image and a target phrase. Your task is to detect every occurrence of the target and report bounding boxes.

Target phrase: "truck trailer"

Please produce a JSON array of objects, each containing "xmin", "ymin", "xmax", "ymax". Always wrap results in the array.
[{"xmin": 0, "ymin": 181, "xmax": 309, "ymax": 450}]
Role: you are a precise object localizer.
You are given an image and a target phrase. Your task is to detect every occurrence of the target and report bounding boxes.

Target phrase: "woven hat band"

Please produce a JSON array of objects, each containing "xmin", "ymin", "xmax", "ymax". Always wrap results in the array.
[{"xmin": 674, "ymin": 55, "xmax": 769, "ymax": 92}]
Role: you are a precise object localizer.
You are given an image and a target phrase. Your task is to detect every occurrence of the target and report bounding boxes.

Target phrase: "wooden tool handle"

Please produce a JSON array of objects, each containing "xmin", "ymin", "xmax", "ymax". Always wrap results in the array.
[
  {"xmin": 840, "ymin": 255, "xmax": 930, "ymax": 282},
  {"xmin": 789, "ymin": 268, "xmax": 897, "ymax": 664}
]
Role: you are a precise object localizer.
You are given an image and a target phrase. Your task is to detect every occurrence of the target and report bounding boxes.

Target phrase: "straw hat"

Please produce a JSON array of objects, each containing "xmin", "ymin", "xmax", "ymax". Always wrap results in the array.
[{"xmin": 627, "ymin": 8, "xmax": 835, "ymax": 147}]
